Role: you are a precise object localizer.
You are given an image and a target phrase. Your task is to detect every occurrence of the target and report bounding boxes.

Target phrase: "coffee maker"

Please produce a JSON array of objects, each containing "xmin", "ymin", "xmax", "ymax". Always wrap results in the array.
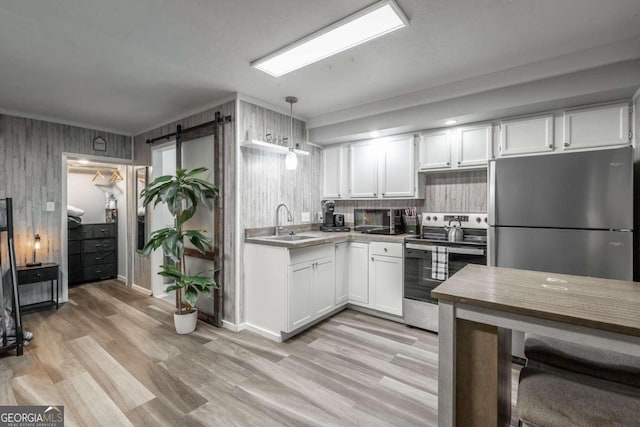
[{"xmin": 320, "ymin": 200, "xmax": 350, "ymax": 232}]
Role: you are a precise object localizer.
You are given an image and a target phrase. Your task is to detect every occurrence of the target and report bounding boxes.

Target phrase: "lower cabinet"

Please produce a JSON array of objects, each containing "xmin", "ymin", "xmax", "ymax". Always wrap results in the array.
[
  {"xmin": 335, "ymin": 242, "xmax": 349, "ymax": 305},
  {"xmin": 347, "ymin": 242, "xmax": 369, "ymax": 304},
  {"xmin": 369, "ymin": 254, "xmax": 403, "ymax": 316}
]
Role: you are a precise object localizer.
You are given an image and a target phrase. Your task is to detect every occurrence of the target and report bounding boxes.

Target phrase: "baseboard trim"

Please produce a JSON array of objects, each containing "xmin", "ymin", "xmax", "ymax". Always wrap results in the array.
[
  {"xmin": 222, "ymin": 320, "xmax": 243, "ymax": 332},
  {"xmin": 131, "ymin": 283, "xmax": 152, "ymax": 296},
  {"xmin": 347, "ymin": 304, "xmax": 405, "ymax": 324},
  {"xmin": 243, "ymin": 323, "xmax": 283, "ymax": 342},
  {"xmin": 117, "ymin": 275, "xmax": 127, "ymax": 283}
]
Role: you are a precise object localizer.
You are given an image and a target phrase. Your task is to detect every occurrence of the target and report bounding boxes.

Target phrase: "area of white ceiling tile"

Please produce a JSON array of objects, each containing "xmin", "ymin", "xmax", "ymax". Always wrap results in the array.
[{"xmin": 0, "ymin": 0, "xmax": 639, "ymax": 134}]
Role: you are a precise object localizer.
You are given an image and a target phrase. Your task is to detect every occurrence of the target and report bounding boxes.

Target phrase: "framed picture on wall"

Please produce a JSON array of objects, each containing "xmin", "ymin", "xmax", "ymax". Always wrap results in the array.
[{"xmin": 93, "ymin": 136, "xmax": 106, "ymax": 152}]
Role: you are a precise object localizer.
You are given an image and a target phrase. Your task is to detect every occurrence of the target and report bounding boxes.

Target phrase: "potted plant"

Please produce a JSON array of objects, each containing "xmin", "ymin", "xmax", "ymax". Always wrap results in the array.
[{"xmin": 141, "ymin": 167, "xmax": 218, "ymax": 334}]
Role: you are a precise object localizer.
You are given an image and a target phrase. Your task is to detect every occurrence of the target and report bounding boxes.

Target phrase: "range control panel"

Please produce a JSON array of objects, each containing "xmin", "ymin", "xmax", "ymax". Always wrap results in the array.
[{"xmin": 421, "ymin": 212, "xmax": 488, "ymax": 229}]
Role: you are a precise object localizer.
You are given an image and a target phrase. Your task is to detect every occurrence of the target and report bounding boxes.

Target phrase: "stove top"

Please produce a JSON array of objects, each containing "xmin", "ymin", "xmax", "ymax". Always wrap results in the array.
[{"xmin": 406, "ymin": 212, "xmax": 488, "ymax": 247}]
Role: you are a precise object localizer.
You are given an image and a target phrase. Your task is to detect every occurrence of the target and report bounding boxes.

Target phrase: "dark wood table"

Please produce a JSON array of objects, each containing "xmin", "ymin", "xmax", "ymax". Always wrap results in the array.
[
  {"xmin": 17, "ymin": 262, "xmax": 60, "ymax": 313},
  {"xmin": 432, "ymin": 264, "xmax": 640, "ymax": 427}
]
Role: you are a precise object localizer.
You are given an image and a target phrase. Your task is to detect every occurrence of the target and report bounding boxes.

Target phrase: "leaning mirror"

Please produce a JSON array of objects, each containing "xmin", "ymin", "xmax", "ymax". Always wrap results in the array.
[{"xmin": 136, "ymin": 167, "xmax": 148, "ymax": 252}]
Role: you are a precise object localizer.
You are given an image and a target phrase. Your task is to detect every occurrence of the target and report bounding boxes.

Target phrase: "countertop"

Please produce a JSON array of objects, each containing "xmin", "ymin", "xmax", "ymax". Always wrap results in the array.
[
  {"xmin": 245, "ymin": 230, "xmax": 413, "ymax": 248},
  {"xmin": 432, "ymin": 264, "xmax": 640, "ymax": 337}
]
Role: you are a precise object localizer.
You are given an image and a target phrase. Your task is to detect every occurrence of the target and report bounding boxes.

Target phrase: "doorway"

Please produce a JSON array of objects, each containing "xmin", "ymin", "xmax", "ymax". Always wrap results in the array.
[{"xmin": 61, "ymin": 154, "xmax": 130, "ymax": 302}]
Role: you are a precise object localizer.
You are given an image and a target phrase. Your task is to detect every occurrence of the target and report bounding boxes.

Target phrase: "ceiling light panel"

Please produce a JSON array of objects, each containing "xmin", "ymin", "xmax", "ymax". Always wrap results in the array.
[{"xmin": 252, "ymin": 0, "xmax": 409, "ymax": 77}]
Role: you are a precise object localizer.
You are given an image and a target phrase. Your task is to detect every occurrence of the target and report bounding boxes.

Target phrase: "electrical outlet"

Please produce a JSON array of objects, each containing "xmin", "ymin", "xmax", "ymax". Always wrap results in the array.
[
  {"xmin": 46, "ymin": 202, "xmax": 55, "ymax": 212},
  {"xmin": 318, "ymin": 211, "xmax": 323, "ymax": 222},
  {"xmin": 301, "ymin": 212, "xmax": 311, "ymax": 222}
]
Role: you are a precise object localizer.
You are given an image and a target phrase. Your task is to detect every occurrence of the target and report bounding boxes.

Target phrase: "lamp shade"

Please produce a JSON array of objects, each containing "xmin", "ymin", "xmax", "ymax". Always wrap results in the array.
[{"xmin": 285, "ymin": 150, "xmax": 298, "ymax": 170}]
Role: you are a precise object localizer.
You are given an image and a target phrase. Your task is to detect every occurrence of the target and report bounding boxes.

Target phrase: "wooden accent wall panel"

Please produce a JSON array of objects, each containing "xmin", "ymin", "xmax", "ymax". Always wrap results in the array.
[
  {"xmin": 133, "ymin": 100, "xmax": 236, "ymax": 323},
  {"xmin": 0, "ymin": 114, "xmax": 131, "ymax": 268}
]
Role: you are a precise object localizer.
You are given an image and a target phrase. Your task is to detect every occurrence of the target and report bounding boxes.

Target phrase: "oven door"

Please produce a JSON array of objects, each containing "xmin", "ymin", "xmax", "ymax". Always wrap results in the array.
[{"xmin": 404, "ymin": 243, "xmax": 487, "ymax": 304}]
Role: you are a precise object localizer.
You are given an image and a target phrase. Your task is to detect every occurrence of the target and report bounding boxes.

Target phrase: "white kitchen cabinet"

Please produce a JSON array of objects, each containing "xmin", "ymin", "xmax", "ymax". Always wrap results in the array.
[
  {"xmin": 322, "ymin": 145, "xmax": 344, "ymax": 199},
  {"xmin": 498, "ymin": 114, "xmax": 554, "ymax": 157},
  {"xmin": 244, "ymin": 243, "xmax": 336, "ymax": 341},
  {"xmin": 562, "ymin": 102, "xmax": 631, "ymax": 150},
  {"xmin": 369, "ymin": 242, "xmax": 403, "ymax": 316},
  {"xmin": 418, "ymin": 130, "xmax": 451, "ymax": 170},
  {"xmin": 313, "ymin": 257, "xmax": 336, "ymax": 317},
  {"xmin": 335, "ymin": 242, "xmax": 349, "ymax": 305},
  {"xmin": 382, "ymin": 136, "xmax": 415, "ymax": 198},
  {"xmin": 287, "ymin": 262, "xmax": 315, "ymax": 331},
  {"xmin": 349, "ymin": 142, "xmax": 379, "ymax": 198},
  {"xmin": 455, "ymin": 124, "xmax": 492, "ymax": 167},
  {"xmin": 347, "ymin": 242, "xmax": 369, "ymax": 304}
]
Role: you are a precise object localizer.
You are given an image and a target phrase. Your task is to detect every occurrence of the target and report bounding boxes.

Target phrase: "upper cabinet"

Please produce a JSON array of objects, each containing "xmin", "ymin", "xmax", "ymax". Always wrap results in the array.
[
  {"xmin": 381, "ymin": 135, "xmax": 415, "ymax": 198},
  {"xmin": 349, "ymin": 141, "xmax": 380, "ymax": 198},
  {"xmin": 418, "ymin": 124, "xmax": 492, "ymax": 172},
  {"xmin": 498, "ymin": 114, "xmax": 554, "ymax": 157},
  {"xmin": 562, "ymin": 103, "xmax": 631, "ymax": 150},
  {"xmin": 418, "ymin": 130, "xmax": 451, "ymax": 170},
  {"xmin": 322, "ymin": 145, "xmax": 344, "ymax": 199},
  {"xmin": 456, "ymin": 124, "xmax": 492, "ymax": 167}
]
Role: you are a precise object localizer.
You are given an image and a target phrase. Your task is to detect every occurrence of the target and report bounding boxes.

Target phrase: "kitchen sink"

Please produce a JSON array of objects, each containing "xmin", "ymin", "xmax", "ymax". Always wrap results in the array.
[{"xmin": 265, "ymin": 235, "xmax": 316, "ymax": 241}]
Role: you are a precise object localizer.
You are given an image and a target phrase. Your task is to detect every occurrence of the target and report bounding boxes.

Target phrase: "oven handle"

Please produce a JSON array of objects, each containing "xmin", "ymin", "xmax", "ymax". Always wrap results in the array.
[{"xmin": 405, "ymin": 243, "xmax": 486, "ymax": 256}]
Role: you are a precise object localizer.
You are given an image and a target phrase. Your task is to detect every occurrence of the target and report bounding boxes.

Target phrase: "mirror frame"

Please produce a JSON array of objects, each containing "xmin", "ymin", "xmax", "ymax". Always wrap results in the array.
[{"xmin": 135, "ymin": 167, "xmax": 148, "ymax": 253}]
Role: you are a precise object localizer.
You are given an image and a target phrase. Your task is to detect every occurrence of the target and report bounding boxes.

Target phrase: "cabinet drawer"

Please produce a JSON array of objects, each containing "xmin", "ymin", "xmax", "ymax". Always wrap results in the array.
[
  {"xmin": 84, "ymin": 251, "xmax": 116, "ymax": 266},
  {"xmin": 82, "ymin": 238, "xmax": 116, "ymax": 253},
  {"xmin": 369, "ymin": 242, "xmax": 402, "ymax": 258},
  {"xmin": 69, "ymin": 225, "xmax": 92, "ymax": 240},
  {"xmin": 18, "ymin": 266, "xmax": 58, "ymax": 285},
  {"xmin": 91, "ymin": 223, "xmax": 116, "ymax": 238},
  {"xmin": 83, "ymin": 263, "xmax": 116, "ymax": 282},
  {"xmin": 69, "ymin": 240, "xmax": 82, "ymax": 255},
  {"xmin": 289, "ymin": 243, "xmax": 334, "ymax": 266}
]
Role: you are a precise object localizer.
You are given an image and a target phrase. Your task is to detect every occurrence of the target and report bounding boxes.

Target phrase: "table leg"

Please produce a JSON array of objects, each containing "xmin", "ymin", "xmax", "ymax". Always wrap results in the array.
[
  {"xmin": 455, "ymin": 319, "xmax": 512, "ymax": 426},
  {"xmin": 438, "ymin": 300, "xmax": 456, "ymax": 427}
]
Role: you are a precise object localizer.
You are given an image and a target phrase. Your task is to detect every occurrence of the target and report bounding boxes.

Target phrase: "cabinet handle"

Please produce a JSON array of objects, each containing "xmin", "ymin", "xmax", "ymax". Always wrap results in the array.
[
  {"xmin": 373, "ymin": 193, "xmax": 377, "ymax": 197},
  {"xmin": 563, "ymin": 142, "xmax": 570, "ymax": 147},
  {"xmin": 548, "ymin": 143, "xmax": 553, "ymax": 149},
  {"xmin": 382, "ymin": 192, "xmax": 385, "ymax": 196},
  {"xmin": 95, "ymin": 244, "xmax": 102, "ymax": 247},
  {"xmin": 457, "ymin": 161, "xmax": 461, "ymax": 165},
  {"xmin": 95, "ymin": 257, "xmax": 102, "ymax": 261},
  {"xmin": 35, "ymin": 273, "xmax": 41, "ymax": 277},
  {"xmin": 384, "ymin": 248, "xmax": 388, "ymax": 252},
  {"xmin": 446, "ymin": 162, "xmax": 450, "ymax": 166},
  {"xmin": 371, "ymin": 257, "xmax": 374, "ymax": 261},
  {"xmin": 337, "ymin": 194, "xmax": 341, "ymax": 197}
]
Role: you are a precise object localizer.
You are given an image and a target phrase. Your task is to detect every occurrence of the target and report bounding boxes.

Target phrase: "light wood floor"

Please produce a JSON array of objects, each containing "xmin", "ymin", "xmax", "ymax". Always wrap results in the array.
[{"xmin": 0, "ymin": 280, "xmax": 521, "ymax": 426}]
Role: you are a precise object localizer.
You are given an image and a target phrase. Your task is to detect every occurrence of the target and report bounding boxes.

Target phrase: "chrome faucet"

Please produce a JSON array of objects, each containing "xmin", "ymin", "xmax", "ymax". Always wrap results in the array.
[{"xmin": 275, "ymin": 203, "xmax": 293, "ymax": 236}]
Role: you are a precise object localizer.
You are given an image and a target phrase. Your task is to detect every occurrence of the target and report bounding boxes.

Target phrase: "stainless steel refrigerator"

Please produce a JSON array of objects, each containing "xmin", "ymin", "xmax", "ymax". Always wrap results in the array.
[{"xmin": 488, "ymin": 147, "xmax": 633, "ymax": 357}]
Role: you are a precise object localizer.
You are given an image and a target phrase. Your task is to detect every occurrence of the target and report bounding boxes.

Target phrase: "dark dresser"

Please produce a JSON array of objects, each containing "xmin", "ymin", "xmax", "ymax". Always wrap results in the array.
[{"xmin": 68, "ymin": 222, "xmax": 117, "ymax": 284}]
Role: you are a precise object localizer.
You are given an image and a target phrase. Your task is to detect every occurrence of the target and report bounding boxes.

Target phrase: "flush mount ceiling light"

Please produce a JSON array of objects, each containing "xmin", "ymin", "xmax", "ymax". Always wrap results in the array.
[{"xmin": 252, "ymin": 0, "xmax": 409, "ymax": 77}]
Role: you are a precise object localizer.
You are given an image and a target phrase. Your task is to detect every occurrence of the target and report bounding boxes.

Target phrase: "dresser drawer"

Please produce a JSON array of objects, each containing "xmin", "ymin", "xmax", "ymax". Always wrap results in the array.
[
  {"xmin": 69, "ymin": 240, "xmax": 82, "ymax": 255},
  {"xmin": 91, "ymin": 223, "xmax": 116, "ymax": 238},
  {"xmin": 69, "ymin": 225, "xmax": 92, "ymax": 240},
  {"xmin": 82, "ymin": 238, "xmax": 116, "ymax": 253},
  {"xmin": 84, "ymin": 251, "xmax": 116, "ymax": 266},
  {"xmin": 83, "ymin": 263, "xmax": 116, "ymax": 282},
  {"xmin": 18, "ymin": 266, "xmax": 58, "ymax": 285}
]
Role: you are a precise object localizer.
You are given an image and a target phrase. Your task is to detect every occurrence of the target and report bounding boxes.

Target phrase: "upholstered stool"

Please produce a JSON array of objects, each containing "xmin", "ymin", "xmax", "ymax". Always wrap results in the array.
[
  {"xmin": 524, "ymin": 334, "xmax": 640, "ymax": 388},
  {"xmin": 517, "ymin": 367, "xmax": 640, "ymax": 426}
]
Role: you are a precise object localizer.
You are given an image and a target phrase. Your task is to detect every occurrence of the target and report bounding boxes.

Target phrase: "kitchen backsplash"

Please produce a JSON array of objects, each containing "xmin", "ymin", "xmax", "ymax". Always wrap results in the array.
[{"xmin": 334, "ymin": 169, "xmax": 487, "ymax": 223}]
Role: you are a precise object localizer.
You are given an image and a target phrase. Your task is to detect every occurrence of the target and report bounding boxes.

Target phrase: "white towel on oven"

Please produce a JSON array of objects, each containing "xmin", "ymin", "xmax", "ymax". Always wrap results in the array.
[{"xmin": 432, "ymin": 246, "xmax": 449, "ymax": 280}]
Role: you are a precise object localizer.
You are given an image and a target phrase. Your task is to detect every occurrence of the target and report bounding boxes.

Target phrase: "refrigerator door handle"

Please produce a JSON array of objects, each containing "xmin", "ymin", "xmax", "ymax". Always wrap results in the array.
[{"xmin": 488, "ymin": 160, "xmax": 496, "ymax": 226}]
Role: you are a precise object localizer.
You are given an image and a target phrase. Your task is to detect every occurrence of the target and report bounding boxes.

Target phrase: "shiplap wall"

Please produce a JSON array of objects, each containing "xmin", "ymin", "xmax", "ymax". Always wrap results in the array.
[
  {"xmin": 334, "ymin": 169, "xmax": 487, "ymax": 219},
  {"xmin": 239, "ymin": 100, "xmax": 323, "ymax": 228},
  {"xmin": 133, "ymin": 100, "xmax": 236, "ymax": 323},
  {"xmin": 0, "ymin": 113, "xmax": 131, "ymax": 303}
]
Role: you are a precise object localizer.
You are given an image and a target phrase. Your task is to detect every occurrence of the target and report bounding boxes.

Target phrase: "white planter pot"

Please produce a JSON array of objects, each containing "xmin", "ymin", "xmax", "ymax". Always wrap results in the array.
[{"xmin": 174, "ymin": 308, "xmax": 198, "ymax": 334}]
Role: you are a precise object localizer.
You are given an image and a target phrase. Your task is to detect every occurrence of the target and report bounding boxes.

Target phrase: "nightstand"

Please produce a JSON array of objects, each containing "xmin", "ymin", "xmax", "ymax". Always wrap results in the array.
[{"xmin": 17, "ymin": 262, "xmax": 59, "ymax": 313}]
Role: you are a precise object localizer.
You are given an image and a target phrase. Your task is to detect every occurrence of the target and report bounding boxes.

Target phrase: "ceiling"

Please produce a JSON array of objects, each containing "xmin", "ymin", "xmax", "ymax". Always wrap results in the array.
[{"xmin": 0, "ymin": 0, "xmax": 639, "ymax": 135}]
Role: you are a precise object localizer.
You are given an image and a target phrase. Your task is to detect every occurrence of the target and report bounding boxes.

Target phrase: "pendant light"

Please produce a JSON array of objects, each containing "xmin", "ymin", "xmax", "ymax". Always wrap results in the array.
[{"xmin": 285, "ymin": 96, "xmax": 298, "ymax": 171}]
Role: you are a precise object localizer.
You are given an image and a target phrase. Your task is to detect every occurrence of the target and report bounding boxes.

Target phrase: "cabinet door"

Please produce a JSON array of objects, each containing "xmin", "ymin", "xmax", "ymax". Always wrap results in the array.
[
  {"xmin": 348, "ymin": 242, "xmax": 369, "ymax": 304},
  {"xmin": 288, "ymin": 262, "xmax": 315, "ymax": 332},
  {"xmin": 314, "ymin": 257, "xmax": 336, "ymax": 317},
  {"xmin": 499, "ymin": 115, "xmax": 554, "ymax": 156},
  {"xmin": 369, "ymin": 255, "xmax": 403, "ymax": 316},
  {"xmin": 563, "ymin": 103, "xmax": 630, "ymax": 150},
  {"xmin": 349, "ymin": 142, "xmax": 379, "ymax": 198},
  {"xmin": 335, "ymin": 243, "xmax": 349, "ymax": 305},
  {"xmin": 418, "ymin": 130, "xmax": 451, "ymax": 170},
  {"xmin": 382, "ymin": 136, "xmax": 415, "ymax": 198},
  {"xmin": 456, "ymin": 124, "xmax": 492, "ymax": 167},
  {"xmin": 322, "ymin": 145, "xmax": 343, "ymax": 199}
]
